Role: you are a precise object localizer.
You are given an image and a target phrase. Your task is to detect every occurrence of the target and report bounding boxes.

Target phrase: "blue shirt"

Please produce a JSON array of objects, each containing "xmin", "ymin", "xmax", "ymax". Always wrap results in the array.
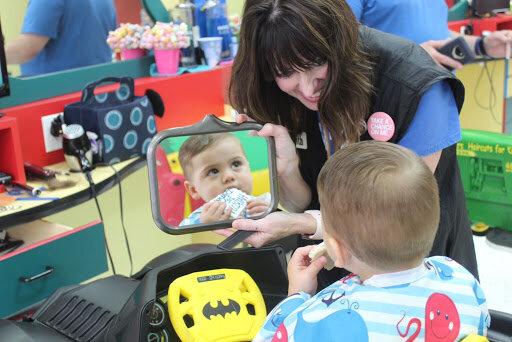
[
  {"xmin": 398, "ymin": 80, "xmax": 461, "ymax": 157},
  {"xmin": 319, "ymin": 81, "xmax": 461, "ymax": 157},
  {"xmin": 346, "ymin": 0, "xmax": 450, "ymax": 44},
  {"xmin": 21, "ymin": 0, "xmax": 117, "ymax": 76},
  {"xmin": 343, "ymin": 1, "xmax": 460, "ymax": 157},
  {"xmin": 255, "ymin": 256, "xmax": 489, "ymax": 341}
]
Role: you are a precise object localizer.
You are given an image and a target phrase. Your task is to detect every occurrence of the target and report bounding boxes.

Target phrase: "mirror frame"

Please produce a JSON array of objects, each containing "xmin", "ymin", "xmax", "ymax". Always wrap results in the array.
[{"xmin": 147, "ymin": 114, "xmax": 278, "ymax": 235}]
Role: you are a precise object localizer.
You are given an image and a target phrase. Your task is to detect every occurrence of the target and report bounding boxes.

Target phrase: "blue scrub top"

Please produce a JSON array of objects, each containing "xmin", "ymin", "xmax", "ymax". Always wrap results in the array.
[
  {"xmin": 21, "ymin": 0, "xmax": 117, "ymax": 76},
  {"xmin": 398, "ymin": 81, "xmax": 460, "ymax": 157},
  {"xmin": 346, "ymin": 0, "xmax": 451, "ymax": 44}
]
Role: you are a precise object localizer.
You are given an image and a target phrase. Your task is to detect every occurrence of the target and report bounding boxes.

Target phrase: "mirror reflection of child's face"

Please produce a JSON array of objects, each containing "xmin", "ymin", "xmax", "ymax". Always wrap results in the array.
[{"xmin": 184, "ymin": 137, "xmax": 253, "ymax": 202}]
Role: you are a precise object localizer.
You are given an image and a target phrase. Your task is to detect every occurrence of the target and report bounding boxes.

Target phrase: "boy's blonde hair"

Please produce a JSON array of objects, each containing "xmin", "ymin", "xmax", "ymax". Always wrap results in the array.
[
  {"xmin": 178, "ymin": 133, "xmax": 242, "ymax": 179},
  {"xmin": 317, "ymin": 141, "xmax": 440, "ymax": 270}
]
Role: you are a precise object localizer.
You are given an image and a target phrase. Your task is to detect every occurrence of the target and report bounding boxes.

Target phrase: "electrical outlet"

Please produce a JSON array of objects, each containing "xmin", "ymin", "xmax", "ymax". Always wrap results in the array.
[{"xmin": 41, "ymin": 112, "xmax": 63, "ymax": 153}]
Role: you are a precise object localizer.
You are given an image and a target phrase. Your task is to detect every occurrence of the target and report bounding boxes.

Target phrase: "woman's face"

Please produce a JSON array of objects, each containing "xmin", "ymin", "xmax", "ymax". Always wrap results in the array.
[{"xmin": 274, "ymin": 64, "xmax": 328, "ymax": 111}]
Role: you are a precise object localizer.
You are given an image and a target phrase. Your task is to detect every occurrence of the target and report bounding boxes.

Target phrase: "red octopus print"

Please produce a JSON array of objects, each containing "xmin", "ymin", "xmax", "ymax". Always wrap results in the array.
[
  {"xmin": 396, "ymin": 293, "xmax": 460, "ymax": 342},
  {"xmin": 425, "ymin": 293, "xmax": 460, "ymax": 342}
]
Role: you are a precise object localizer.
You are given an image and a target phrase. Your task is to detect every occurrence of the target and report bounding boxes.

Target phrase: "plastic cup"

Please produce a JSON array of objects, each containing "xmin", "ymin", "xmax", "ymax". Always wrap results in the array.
[
  {"xmin": 120, "ymin": 48, "xmax": 146, "ymax": 60},
  {"xmin": 198, "ymin": 37, "xmax": 223, "ymax": 68},
  {"xmin": 154, "ymin": 48, "xmax": 181, "ymax": 75}
]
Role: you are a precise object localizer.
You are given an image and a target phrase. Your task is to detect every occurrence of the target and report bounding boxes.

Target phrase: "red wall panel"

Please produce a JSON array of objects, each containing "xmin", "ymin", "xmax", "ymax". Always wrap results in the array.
[
  {"xmin": 1, "ymin": 66, "xmax": 231, "ymax": 167},
  {"xmin": 0, "ymin": 116, "xmax": 26, "ymax": 184},
  {"xmin": 114, "ymin": 0, "xmax": 142, "ymax": 24}
]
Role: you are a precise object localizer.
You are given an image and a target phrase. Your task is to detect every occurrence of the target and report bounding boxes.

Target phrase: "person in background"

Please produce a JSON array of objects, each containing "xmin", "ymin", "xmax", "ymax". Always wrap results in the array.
[
  {"xmin": 346, "ymin": 0, "xmax": 512, "ymax": 70},
  {"xmin": 5, "ymin": 0, "xmax": 117, "ymax": 76},
  {"xmin": 254, "ymin": 141, "xmax": 489, "ymax": 341},
  {"xmin": 223, "ymin": 0, "xmax": 479, "ymax": 289}
]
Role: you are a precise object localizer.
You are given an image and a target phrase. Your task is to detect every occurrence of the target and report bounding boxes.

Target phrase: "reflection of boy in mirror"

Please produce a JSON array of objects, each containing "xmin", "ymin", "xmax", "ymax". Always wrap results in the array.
[{"xmin": 178, "ymin": 133, "xmax": 270, "ymax": 226}]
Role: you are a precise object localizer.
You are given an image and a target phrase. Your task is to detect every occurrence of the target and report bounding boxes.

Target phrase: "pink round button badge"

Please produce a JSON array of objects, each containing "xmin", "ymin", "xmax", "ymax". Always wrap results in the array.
[{"xmin": 367, "ymin": 112, "xmax": 395, "ymax": 142}]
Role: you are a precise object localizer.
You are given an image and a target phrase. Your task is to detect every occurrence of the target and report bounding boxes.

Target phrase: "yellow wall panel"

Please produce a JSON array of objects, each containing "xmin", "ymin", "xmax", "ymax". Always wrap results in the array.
[{"xmin": 456, "ymin": 60, "xmax": 505, "ymax": 133}]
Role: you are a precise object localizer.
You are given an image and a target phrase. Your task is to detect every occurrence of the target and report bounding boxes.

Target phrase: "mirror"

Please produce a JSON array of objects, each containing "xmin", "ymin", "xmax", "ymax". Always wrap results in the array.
[{"xmin": 147, "ymin": 115, "xmax": 278, "ymax": 235}]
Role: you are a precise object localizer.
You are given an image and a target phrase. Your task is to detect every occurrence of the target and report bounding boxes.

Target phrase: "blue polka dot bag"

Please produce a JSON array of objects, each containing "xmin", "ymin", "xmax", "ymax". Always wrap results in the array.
[{"xmin": 63, "ymin": 77, "xmax": 157, "ymax": 165}]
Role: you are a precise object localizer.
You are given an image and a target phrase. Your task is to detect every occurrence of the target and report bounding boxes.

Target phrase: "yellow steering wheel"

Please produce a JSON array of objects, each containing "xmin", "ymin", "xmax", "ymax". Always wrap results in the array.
[{"xmin": 167, "ymin": 269, "xmax": 266, "ymax": 342}]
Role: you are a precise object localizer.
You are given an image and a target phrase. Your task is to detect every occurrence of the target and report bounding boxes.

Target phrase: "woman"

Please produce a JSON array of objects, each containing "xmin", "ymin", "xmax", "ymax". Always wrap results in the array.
[{"xmin": 223, "ymin": 0, "xmax": 478, "ymax": 286}]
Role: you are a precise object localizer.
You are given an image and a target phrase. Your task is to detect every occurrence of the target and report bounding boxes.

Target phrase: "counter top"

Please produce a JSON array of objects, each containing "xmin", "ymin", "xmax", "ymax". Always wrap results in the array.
[{"xmin": 0, "ymin": 157, "xmax": 146, "ymax": 229}]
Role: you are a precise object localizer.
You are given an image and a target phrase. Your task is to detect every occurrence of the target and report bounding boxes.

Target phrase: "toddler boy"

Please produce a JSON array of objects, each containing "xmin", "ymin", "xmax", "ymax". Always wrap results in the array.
[{"xmin": 255, "ymin": 141, "xmax": 489, "ymax": 341}]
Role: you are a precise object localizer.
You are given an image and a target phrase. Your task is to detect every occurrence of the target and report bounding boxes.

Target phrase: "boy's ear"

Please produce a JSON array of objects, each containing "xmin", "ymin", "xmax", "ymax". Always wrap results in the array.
[
  {"xmin": 330, "ymin": 237, "xmax": 352, "ymax": 269},
  {"xmin": 184, "ymin": 180, "xmax": 201, "ymax": 200}
]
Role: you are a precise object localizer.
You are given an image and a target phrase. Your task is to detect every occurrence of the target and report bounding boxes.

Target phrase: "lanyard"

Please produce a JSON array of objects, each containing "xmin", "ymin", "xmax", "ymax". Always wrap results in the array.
[{"xmin": 317, "ymin": 112, "xmax": 335, "ymax": 157}]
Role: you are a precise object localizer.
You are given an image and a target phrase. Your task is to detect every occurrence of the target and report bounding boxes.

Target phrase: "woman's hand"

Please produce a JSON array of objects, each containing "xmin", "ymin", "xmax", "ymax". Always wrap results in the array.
[
  {"xmin": 216, "ymin": 211, "xmax": 316, "ymax": 247},
  {"xmin": 483, "ymin": 30, "xmax": 512, "ymax": 58},
  {"xmin": 287, "ymin": 246, "xmax": 327, "ymax": 295},
  {"xmin": 235, "ymin": 113, "xmax": 311, "ymax": 212},
  {"xmin": 236, "ymin": 114, "xmax": 299, "ymax": 177},
  {"xmin": 420, "ymin": 39, "xmax": 464, "ymax": 70},
  {"xmin": 421, "ymin": 31, "xmax": 512, "ymax": 71}
]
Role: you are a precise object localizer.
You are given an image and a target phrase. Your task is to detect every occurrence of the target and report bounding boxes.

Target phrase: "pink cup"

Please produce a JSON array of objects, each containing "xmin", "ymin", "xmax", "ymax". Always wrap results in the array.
[
  {"xmin": 121, "ymin": 48, "xmax": 147, "ymax": 60},
  {"xmin": 154, "ymin": 48, "xmax": 181, "ymax": 75}
]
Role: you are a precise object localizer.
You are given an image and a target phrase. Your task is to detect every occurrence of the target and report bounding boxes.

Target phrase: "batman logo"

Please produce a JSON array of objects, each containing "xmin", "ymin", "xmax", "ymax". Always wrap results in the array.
[{"xmin": 202, "ymin": 299, "xmax": 241, "ymax": 319}]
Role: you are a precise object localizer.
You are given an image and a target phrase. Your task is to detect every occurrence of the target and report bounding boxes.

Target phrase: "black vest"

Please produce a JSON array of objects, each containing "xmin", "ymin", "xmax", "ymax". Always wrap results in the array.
[{"xmin": 296, "ymin": 27, "xmax": 478, "ymax": 287}]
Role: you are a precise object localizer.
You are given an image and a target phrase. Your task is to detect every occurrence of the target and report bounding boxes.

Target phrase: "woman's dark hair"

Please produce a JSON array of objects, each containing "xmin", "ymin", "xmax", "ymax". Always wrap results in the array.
[{"xmin": 229, "ymin": 0, "xmax": 374, "ymax": 147}]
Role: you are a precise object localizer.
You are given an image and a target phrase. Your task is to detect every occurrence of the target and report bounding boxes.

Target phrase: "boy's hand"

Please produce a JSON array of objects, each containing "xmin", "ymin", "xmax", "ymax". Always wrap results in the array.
[
  {"xmin": 246, "ymin": 199, "xmax": 270, "ymax": 217},
  {"xmin": 200, "ymin": 202, "xmax": 232, "ymax": 223},
  {"xmin": 287, "ymin": 246, "xmax": 327, "ymax": 296}
]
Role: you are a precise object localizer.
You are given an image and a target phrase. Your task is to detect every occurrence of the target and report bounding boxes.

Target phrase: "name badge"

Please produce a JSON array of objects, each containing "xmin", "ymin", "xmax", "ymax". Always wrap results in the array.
[{"xmin": 296, "ymin": 132, "xmax": 307, "ymax": 149}]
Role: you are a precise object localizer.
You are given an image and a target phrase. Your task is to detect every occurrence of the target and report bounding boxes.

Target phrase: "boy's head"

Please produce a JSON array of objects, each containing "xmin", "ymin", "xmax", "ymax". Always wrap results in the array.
[
  {"xmin": 317, "ymin": 141, "xmax": 440, "ymax": 272},
  {"xmin": 179, "ymin": 133, "xmax": 253, "ymax": 202}
]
